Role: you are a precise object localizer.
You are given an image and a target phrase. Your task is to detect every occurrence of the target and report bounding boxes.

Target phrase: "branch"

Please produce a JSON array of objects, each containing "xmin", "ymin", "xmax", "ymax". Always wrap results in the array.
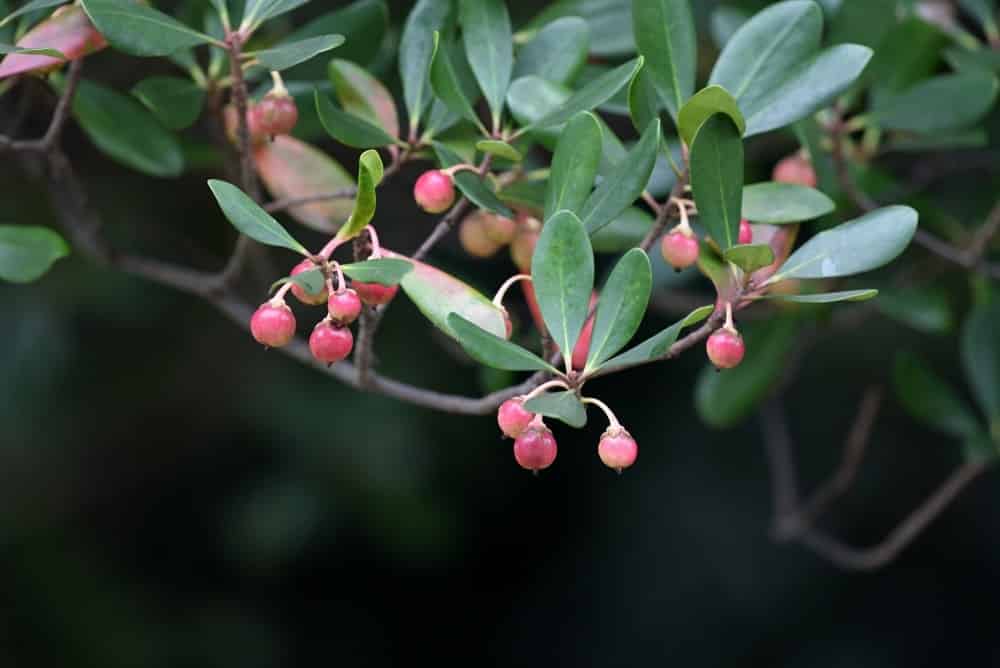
[{"xmin": 0, "ymin": 58, "xmax": 84, "ymax": 153}]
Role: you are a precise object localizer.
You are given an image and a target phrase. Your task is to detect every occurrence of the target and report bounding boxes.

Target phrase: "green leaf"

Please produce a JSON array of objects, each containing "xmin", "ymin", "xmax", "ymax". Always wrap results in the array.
[
  {"xmin": 274, "ymin": 265, "xmax": 324, "ymax": 296},
  {"xmin": 448, "ymin": 313, "xmax": 557, "ymax": 372},
  {"xmin": 591, "ymin": 207, "xmax": 653, "ymax": 252},
  {"xmin": 0, "ymin": 0, "xmax": 66, "ymax": 28},
  {"xmin": 545, "ymin": 111, "xmax": 602, "ymax": 220},
  {"xmin": 399, "ymin": 0, "xmax": 451, "ymax": 129},
  {"xmin": 0, "ymin": 43, "xmax": 63, "ymax": 57},
  {"xmin": 207, "ymin": 180, "xmax": 309, "ymax": 255},
  {"xmin": 962, "ymin": 302, "xmax": 1000, "ymax": 423},
  {"xmin": 130, "ymin": 76, "xmax": 205, "ymax": 130},
  {"xmin": 286, "ymin": 0, "xmax": 387, "ymax": 69},
  {"xmin": 763, "ymin": 288, "xmax": 878, "ymax": 303},
  {"xmin": 430, "ymin": 31, "xmax": 484, "ymax": 131},
  {"xmin": 724, "ymin": 244, "xmax": 774, "ymax": 273},
  {"xmin": 329, "ymin": 58, "xmax": 399, "ymax": 138},
  {"xmin": 894, "ymin": 351, "xmax": 984, "ymax": 440},
  {"xmin": 242, "ymin": 0, "xmax": 309, "ymax": 27},
  {"xmin": 876, "ymin": 286, "xmax": 954, "ymax": 334},
  {"xmin": 631, "ymin": 0, "xmax": 696, "ymax": 120},
  {"xmin": 460, "ymin": 0, "xmax": 512, "ymax": 129},
  {"xmin": 872, "ymin": 72, "xmax": 1000, "ymax": 133},
  {"xmin": 690, "ymin": 113, "xmax": 743, "ymax": 250},
  {"xmin": 524, "ymin": 390, "xmax": 587, "ymax": 428},
  {"xmin": 677, "ymin": 84, "xmax": 745, "ymax": 147},
  {"xmin": 433, "ymin": 143, "xmax": 513, "ymax": 217},
  {"xmin": 531, "ymin": 210, "xmax": 594, "ymax": 363},
  {"xmin": 523, "ymin": 0, "xmax": 634, "ymax": 57},
  {"xmin": 0, "ymin": 224, "xmax": 69, "ymax": 283},
  {"xmin": 315, "ymin": 90, "xmax": 397, "ymax": 148},
  {"xmin": 341, "ymin": 258, "xmax": 412, "ymax": 285},
  {"xmin": 528, "ymin": 57, "xmax": 643, "ymax": 130},
  {"xmin": 710, "ymin": 5, "xmax": 749, "ymax": 48},
  {"xmin": 959, "ymin": 0, "xmax": 999, "ymax": 40},
  {"xmin": 626, "ymin": 66, "xmax": 661, "ymax": 135},
  {"xmin": 598, "ymin": 304, "xmax": 713, "ymax": 374},
  {"xmin": 579, "ymin": 118, "xmax": 660, "ymax": 234},
  {"xmin": 768, "ymin": 206, "xmax": 918, "ymax": 283},
  {"xmin": 741, "ymin": 182, "xmax": 834, "ymax": 224},
  {"xmin": 335, "ymin": 150, "xmax": 382, "ymax": 242},
  {"xmin": 80, "ymin": 0, "xmax": 218, "ymax": 56},
  {"xmin": 70, "ymin": 78, "xmax": 183, "ymax": 178},
  {"xmin": 695, "ymin": 316, "xmax": 799, "ymax": 428},
  {"xmin": 252, "ymin": 34, "xmax": 344, "ymax": 71},
  {"xmin": 475, "ymin": 139, "xmax": 522, "ymax": 162},
  {"xmin": 512, "ymin": 16, "xmax": 588, "ymax": 85},
  {"xmin": 585, "ymin": 249, "xmax": 652, "ymax": 371}
]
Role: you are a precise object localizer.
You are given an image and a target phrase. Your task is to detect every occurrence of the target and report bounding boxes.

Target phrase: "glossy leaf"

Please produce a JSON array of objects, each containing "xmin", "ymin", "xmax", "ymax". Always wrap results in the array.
[
  {"xmin": 335, "ymin": 150, "xmax": 383, "ymax": 242},
  {"xmin": 763, "ymin": 289, "xmax": 878, "ymax": 303},
  {"xmin": 524, "ymin": 391, "xmax": 587, "ymax": 428},
  {"xmin": 0, "ymin": 0, "xmax": 66, "ymax": 28},
  {"xmin": 315, "ymin": 90, "xmax": 397, "ymax": 148},
  {"xmin": 476, "ymin": 139, "xmax": 522, "ymax": 162},
  {"xmin": 433, "ymin": 143, "xmax": 513, "ymax": 217},
  {"xmin": 768, "ymin": 206, "xmax": 918, "ymax": 283},
  {"xmin": 579, "ymin": 118, "xmax": 660, "ymax": 234},
  {"xmin": 131, "ymin": 76, "xmax": 204, "ymax": 130},
  {"xmin": 0, "ymin": 4, "xmax": 103, "ymax": 79},
  {"xmin": 872, "ymin": 72, "xmax": 1000, "ymax": 133},
  {"xmin": 741, "ymin": 182, "xmax": 834, "ymax": 224},
  {"xmin": 531, "ymin": 210, "xmax": 594, "ymax": 363},
  {"xmin": 512, "ymin": 16, "xmax": 588, "ymax": 85},
  {"xmin": 329, "ymin": 58, "xmax": 399, "ymax": 138},
  {"xmin": 585, "ymin": 249, "xmax": 652, "ymax": 371},
  {"xmin": 962, "ymin": 303, "xmax": 1000, "ymax": 423},
  {"xmin": 252, "ymin": 34, "xmax": 344, "ymax": 72},
  {"xmin": 690, "ymin": 113, "xmax": 743, "ymax": 250},
  {"xmin": 399, "ymin": 0, "xmax": 451, "ymax": 128},
  {"xmin": 286, "ymin": 0, "xmax": 387, "ymax": 69},
  {"xmin": 448, "ymin": 313, "xmax": 556, "ymax": 372},
  {"xmin": 626, "ymin": 66, "xmax": 661, "ymax": 135},
  {"xmin": 677, "ymin": 84, "xmax": 745, "ymax": 147},
  {"xmin": 0, "ymin": 224, "xmax": 69, "ymax": 283},
  {"xmin": 524, "ymin": 0, "xmax": 634, "ymax": 57},
  {"xmin": 460, "ymin": 0, "xmax": 512, "ymax": 128},
  {"xmin": 545, "ymin": 111, "xmax": 602, "ymax": 220},
  {"xmin": 710, "ymin": 5, "xmax": 749, "ymax": 48},
  {"xmin": 207, "ymin": 180, "xmax": 309, "ymax": 255},
  {"xmin": 591, "ymin": 207, "xmax": 653, "ymax": 252},
  {"xmin": 242, "ymin": 0, "xmax": 309, "ymax": 27},
  {"xmin": 894, "ymin": 351, "xmax": 984, "ymax": 440},
  {"xmin": 341, "ymin": 258, "xmax": 413, "ymax": 285},
  {"xmin": 277, "ymin": 266, "xmax": 325, "ymax": 295},
  {"xmin": 598, "ymin": 304, "xmax": 714, "ymax": 374},
  {"xmin": 80, "ymin": 0, "xmax": 217, "ymax": 56},
  {"xmin": 430, "ymin": 31, "xmax": 484, "ymax": 131},
  {"xmin": 528, "ymin": 57, "xmax": 643, "ymax": 129},
  {"xmin": 70, "ymin": 78, "xmax": 183, "ymax": 178},
  {"xmin": 631, "ymin": 0, "xmax": 696, "ymax": 119},
  {"xmin": 724, "ymin": 244, "xmax": 774, "ymax": 273}
]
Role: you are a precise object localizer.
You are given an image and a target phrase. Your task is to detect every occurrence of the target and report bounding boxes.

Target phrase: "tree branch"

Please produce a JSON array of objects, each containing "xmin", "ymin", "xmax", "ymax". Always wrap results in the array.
[{"xmin": 0, "ymin": 58, "xmax": 84, "ymax": 153}]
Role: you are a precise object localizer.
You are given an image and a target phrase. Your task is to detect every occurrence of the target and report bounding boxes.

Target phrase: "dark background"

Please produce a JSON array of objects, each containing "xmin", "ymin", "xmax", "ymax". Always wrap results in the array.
[{"xmin": 2, "ymin": 0, "xmax": 999, "ymax": 665}]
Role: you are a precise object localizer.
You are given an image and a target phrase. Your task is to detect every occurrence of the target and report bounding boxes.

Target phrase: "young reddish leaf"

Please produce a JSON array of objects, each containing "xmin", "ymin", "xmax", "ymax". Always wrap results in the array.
[
  {"xmin": 329, "ymin": 58, "xmax": 399, "ymax": 138},
  {"xmin": 0, "ymin": 5, "xmax": 105, "ymax": 79}
]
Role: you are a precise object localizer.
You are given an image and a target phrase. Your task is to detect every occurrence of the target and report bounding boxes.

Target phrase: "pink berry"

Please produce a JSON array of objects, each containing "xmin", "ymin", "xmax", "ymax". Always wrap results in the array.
[
  {"xmin": 772, "ymin": 154, "xmax": 817, "ymax": 187},
  {"xmin": 497, "ymin": 398, "xmax": 535, "ymax": 438},
  {"xmin": 309, "ymin": 320, "xmax": 354, "ymax": 364},
  {"xmin": 353, "ymin": 281, "xmax": 398, "ymax": 306},
  {"xmin": 598, "ymin": 428, "xmax": 638, "ymax": 473},
  {"xmin": 253, "ymin": 92, "xmax": 298, "ymax": 137},
  {"xmin": 738, "ymin": 219, "xmax": 753, "ymax": 245},
  {"xmin": 289, "ymin": 259, "xmax": 328, "ymax": 306},
  {"xmin": 513, "ymin": 426, "xmax": 557, "ymax": 472},
  {"xmin": 225, "ymin": 103, "xmax": 268, "ymax": 146},
  {"xmin": 414, "ymin": 170, "xmax": 455, "ymax": 213},
  {"xmin": 706, "ymin": 328, "xmax": 745, "ymax": 369},
  {"xmin": 660, "ymin": 231, "xmax": 700, "ymax": 270},
  {"xmin": 250, "ymin": 302, "xmax": 296, "ymax": 348},
  {"xmin": 328, "ymin": 288, "xmax": 362, "ymax": 325}
]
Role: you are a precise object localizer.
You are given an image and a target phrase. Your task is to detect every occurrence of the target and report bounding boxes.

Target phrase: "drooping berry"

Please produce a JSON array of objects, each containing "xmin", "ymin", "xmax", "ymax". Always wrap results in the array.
[
  {"xmin": 660, "ymin": 230, "xmax": 700, "ymax": 270},
  {"xmin": 289, "ymin": 259, "xmax": 328, "ymax": 306},
  {"xmin": 328, "ymin": 288, "xmax": 362, "ymax": 325},
  {"xmin": 513, "ymin": 426, "xmax": 558, "ymax": 472},
  {"xmin": 706, "ymin": 327, "xmax": 745, "ymax": 369},
  {"xmin": 253, "ymin": 92, "xmax": 299, "ymax": 138},
  {"xmin": 353, "ymin": 281, "xmax": 398, "ymax": 306},
  {"xmin": 738, "ymin": 219, "xmax": 753, "ymax": 245},
  {"xmin": 772, "ymin": 154, "xmax": 817, "ymax": 187},
  {"xmin": 597, "ymin": 428, "xmax": 638, "ymax": 473},
  {"xmin": 497, "ymin": 398, "xmax": 535, "ymax": 438},
  {"xmin": 414, "ymin": 170, "xmax": 455, "ymax": 213},
  {"xmin": 309, "ymin": 320, "xmax": 354, "ymax": 365},
  {"xmin": 459, "ymin": 212, "xmax": 502, "ymax": 258},
  {"xmin": 250, "ymin": 301, "xmax": 296, "ymax": 348},
  {"xmin": 482, "ymin": 213, "xmax": 517, "ymax": 245},
  {"xmin": 510, "ymin": 218, "xmax": 541, "ymax": 272},
  {"xmin": 224, "ymin": 104, "xmax": 268, "ymax": 146}
]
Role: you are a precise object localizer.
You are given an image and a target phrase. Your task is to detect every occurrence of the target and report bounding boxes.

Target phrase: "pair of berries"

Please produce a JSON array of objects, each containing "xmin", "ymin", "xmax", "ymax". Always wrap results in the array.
[
  {"xmin": 660, "ymin": 219, "xmax": 753, "ymax": 271},
  {"xmin": 497, "ymin": 398, "xmax": 639, "ymax": 473},
  {"xmin": 459, "ymin": 209, "xmax": 519, "ymax": 258}
]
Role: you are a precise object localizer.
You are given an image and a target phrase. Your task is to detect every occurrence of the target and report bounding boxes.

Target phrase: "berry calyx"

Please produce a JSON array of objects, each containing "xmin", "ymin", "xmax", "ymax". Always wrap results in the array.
[
  {"xmin": 706, "ymin": 303, "xmax": 745, "ymax": 370},
  {"xmin": 772, "ymin": 153, "xmax": 817, "ymax": 187},
  {"xmin": 250, "ymin": 300, "xmax": 296, "ymax": 348},
  {"xmin": 309, "ymin": 319, "xmax": 354, "ymax": 365},
  {"xmin": 497, "ymin": 398, "xmax": 536, "ymax": 438},
  {"xmin": 738, "ymin": 219, "xmax": 753, "ymax": 245},
  {"xmin": 513, "ymin": 425, "xmax": 558, "ymax": 472},
  {"xmin": 459, "ymin": 212, "xmax": 502, "ymax": 258},
  {"xmin": 289, "ymin": 259, "xmax": 328, "ymax": 305},
  {"xmin": 353, "ymin": 281, "xmax": 398, "ymax": 306},
  {"xmin": 660, "ymin": 230, "xmax": 700, "ymax": 270},
  {"xmin": 414, "ymin": 170, "xmax": 455, "ymax": 213},
  {"xmin": 327, "ymin": 288, "xmax": 362, "ymax": 325},
  {"xmin": 597, "ymin": 427, "xmax": 638, "ymax": 473}
]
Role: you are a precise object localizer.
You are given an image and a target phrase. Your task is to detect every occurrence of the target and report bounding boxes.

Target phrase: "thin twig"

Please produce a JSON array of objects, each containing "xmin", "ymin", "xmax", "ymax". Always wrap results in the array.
[{"xmin": 0, "ymin": 58, "xmax": 84, "ymax": 153}]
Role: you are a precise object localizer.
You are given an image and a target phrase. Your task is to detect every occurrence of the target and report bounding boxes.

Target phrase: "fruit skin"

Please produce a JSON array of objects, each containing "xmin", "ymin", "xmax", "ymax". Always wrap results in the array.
[
  {"xmin": 309, "ymin": 320, "xmax": 354, "ymax": 364},
  {"xmin": 497, "ymin": 399, "xmax": 536, "ymax": 438},
  {"xmin": 459, "ymin": 212, "xmax": 502, "ymax": 258},
  {"xmin": 327, "ymin": 289, "xmax": 362, "ymax": 325},
  {"xmin": 598, "ymin": 428, "xmax": 638, "ymax": 472},
  {"xmin": 482, "ymin": 214, "xmax": 517, "ymax": 245},
  {"xmin": 353, "ymin": 281, "xmax": 398, "ymax": 306},
  {"xmin": 510, "ymin": 218, "xmax": 541, "ymax": 272},
  {"xmin": 772, "ymin": 154, "xmax": 817, "ymax": 187},
  {"xmin": 289, "ymin": 259, "xmax": 328, "ymax": 306},
  {"xmin": 414, "ymin": 170, "xmax": 456, "ymax": 213},
  {"xmin": 513, "ymin": 426, "xmax": 558, "ymax": 472},
  {"xmin": 706, "ymin": 328, "xmax": 745, "ymax": 369},
  {"xmin": 251, "ymin": 302, "xmax": 296, "ymax": 348},
  {"xmin": 738, "ymin": 219, "xmax": 753, "ymax": 245},
  {"xmin": 224, "ymin": 104, "xmax": 269, "ymax": 146},
  {"xmin": 660, "ymin": 231, "xmax": 700, "ymax": 270},
  {"xmin": 253, "ymin": 93, "xmax": 299, "ymax": 137}
]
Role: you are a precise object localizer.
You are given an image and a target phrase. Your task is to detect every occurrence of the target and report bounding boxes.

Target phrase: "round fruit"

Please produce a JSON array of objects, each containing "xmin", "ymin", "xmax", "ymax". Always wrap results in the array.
[
  {"xmin": 459, "ymin": 213, "xmax": 502, "ymax": 258},
  {"xmin": 353, "ymin": 281, "xmax": 398, "ymax": 306},
  {"xmin": 738, "ymin": 219, "xmax": 753, "ymax": 245},
  {"xmin": 250, "ymin": 302, "xmax": 296, "ymax": 348},
  {"xmin": 482, "ymin": 213, "xmax": 517, "ymax": 245},
  {"xmin": 598, "ymin": 428, "xmax": 638, "ymax": 472},
  {"xmin": 253, "ymin": 92, "xmax": 298, "ymax": 137},
  {"xmin": 289, "ymin": 259, "xmax": 328, "ymax": 306},
  {"xmin": 327, "ymin": 288, "xmax": 362, "ymax": 325},
  {"xmin": 772, "ymin": 154, "xmax": 817, "ymax": 187},
  {"xmin": 413, "ymin": 170, "xmax": 455, "ymax": 213},
  {"xmin": 497, "ymin": 398, "xmax": 535, "ymax": 438},
  {"xmin": 660, "ymin": 231, "xmax": 700, "ymax": 270},
  {"xmin": 309, "ymin": 320, "xmax": 354, "ymax": 364},
  {"xmin": 513, "ymin": 426, "xmax": 558, "ymax": 472},
  {"xmin": 706, "ymin": 328, "xmax": 745, "ymax": 369},
  {"xmin": 510, "ymin": 219, "xmax": 541, "ymax": 272}
]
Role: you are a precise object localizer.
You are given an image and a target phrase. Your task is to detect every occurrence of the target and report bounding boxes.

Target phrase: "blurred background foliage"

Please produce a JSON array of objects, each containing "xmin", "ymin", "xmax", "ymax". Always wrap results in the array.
[{"xmin": 2, "ymin": 0, "xmax": 1000, "ymax": 665}]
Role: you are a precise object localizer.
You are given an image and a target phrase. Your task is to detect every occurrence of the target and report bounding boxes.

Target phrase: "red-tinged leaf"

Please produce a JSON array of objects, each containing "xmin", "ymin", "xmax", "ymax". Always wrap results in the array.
[
  {"xmin": 254, "ymin": 136, "xmax": 355, "ymax": 234},
  {"xmin": 329, "ymin": 58, "xmax": 399, "ymax": 139},
  {"xmin": 749, "ymin": 223, "xmax": 799, "ymax": 286},
  {"xmin": 0, "ymin": 6, "xmax": 105, "ymax": 79}
]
